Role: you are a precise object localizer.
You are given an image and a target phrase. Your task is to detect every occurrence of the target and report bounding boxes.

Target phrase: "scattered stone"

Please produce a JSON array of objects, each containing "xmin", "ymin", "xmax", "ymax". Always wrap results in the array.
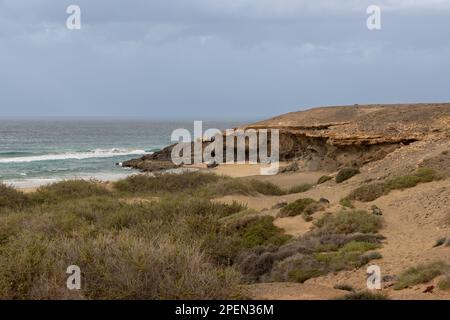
[
  {"xmin": 370, "ymin": 205, "xmax": 383, "ymax": 216},
  {"xmin": 122, "ymin": 159, "xmax": 180, "ymax": 172},
  {"xmin": 382, "ymin": 275, "xmax": 397, "ymax": 289},
  {"xmin": 280, "ymin": 161, "xmax": 299, "ymax": 173},
  {"xmin": 382, "ymin": 275, "xmax": 397, "ymax": 282},
  {"xmin": 207, "ymin": 161, "xmax": 219, "ymax": 169},
  {"xmin": 433, "ymin": 237, "xmax": 446, "ymax": 248},
  {"xmin": 423, "ymin": 285, "xmax": 434, "ymax": 293}
]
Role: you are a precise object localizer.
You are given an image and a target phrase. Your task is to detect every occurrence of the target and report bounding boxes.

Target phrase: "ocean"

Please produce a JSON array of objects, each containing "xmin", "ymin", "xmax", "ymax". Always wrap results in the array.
[{"xmin": 0, "ymin": 120, "xmax": 245, "ymax": 188}]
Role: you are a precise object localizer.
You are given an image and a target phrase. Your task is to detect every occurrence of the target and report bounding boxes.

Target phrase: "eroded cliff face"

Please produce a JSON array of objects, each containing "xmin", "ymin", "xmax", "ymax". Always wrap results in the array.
[
  {"xmin": 123, "ymin": 103, "xmax": 450, "ymax": 172},
  {"xmin": 274, "ymin": 131, "xmax": 406, "ymax": 171}
]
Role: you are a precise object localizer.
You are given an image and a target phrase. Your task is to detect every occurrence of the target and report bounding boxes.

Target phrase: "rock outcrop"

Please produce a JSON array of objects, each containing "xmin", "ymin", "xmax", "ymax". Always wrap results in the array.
[{"xmin": 123, "ymin": 103, "xmax": 450, "ymax": 172}]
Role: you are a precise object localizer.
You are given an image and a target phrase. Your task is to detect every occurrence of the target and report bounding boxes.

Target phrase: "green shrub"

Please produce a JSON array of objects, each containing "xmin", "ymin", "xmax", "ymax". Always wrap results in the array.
[
  {"xmin": 347, "ymin": 183, "xmax": 387, "ymax": 202},
  {"xmin": 314, "ymin": 210, "xmax": 382, "ymax": 235},
  {"xmin": 394, "ymin": 261, "xmax": 449, "ymax": 290},
  {"xmin": 269, "ymin": 239, "xmax": 382, "ymax": 283},
  {"xmin": 336, "ymin": 291, "xmax": 390, "ymax": 300},
  {"xmin": 339, "ymin": 198, "xmax": 354, "ymax": 208},
  {"xmin": 438, "ymin": 276, "xmax": 450, "ymax": 291},
  {"xmin": 347, "ymin": 168, "xmax": 441, "ymax": 202},
  {"xmin": 229, "ymin": 180, "xmax": 311, "ymax": 196},
  {"xmin": 286, "ymin": 269, "xmax": 324, "ymax": 283},
  {"xmin": 336, "ymin": 168, "xmax": 360, "ymax": 183},
  {"xmin": 31, "ymin": 180, "xmax": 110, "ymax": 204},
  {"xmin": 114, "ymin": 172, "xmax": 219, "ymax": 194},
  {"xmin": 237, "ymin": 222, "xmax": 385, "ymax": 283},
  {"xmin": 203, "ymin": 178, "xmax": 255, "ymax": 196},
  {"xmin": 205, "ymin": 216, "xmax": 290, "ymax": 266},
  {"xmin": 0, "ymin": 184, "xmax": 30, "ymax": 209},
  {"xmin": 314, "ymin": 241, "xmax": 381, "ymax": 271},
  {"xmin": 270, "ymin": 254, "xmax": 325, "ymax": 283},
  {"xmin": 334, "ymin": 284, "xmax": 354, "ymax": 292},
  {"xmin": 0, "ymin": 232, "xmax": 241, "ymax": 299},
  {"xmin": 279, "ymin": 198, "xmax": 317, "ymax": 218},
  {"xmin": 248, "ymin": 180, "xmax": 285, "ymax": 196},
  {"xmin": 115, "ymin": 172, "xmax": 313, "ymax": 198},
  {"xmin": 286, "ymin": 183, "xmax": 313, "ymax": 194},
  {"xmin": 385, "ymin": 168, "xmax": 441, "ymax": 191},
  {"xmin": 0, "ymin": 192, "xmax": 247, "ymax": 299},
  {"xmin": 317, "ymin": 175, "xmax": 332, "ymax": 184},
  {"xmin": 414, "ymin": 167, "xmax": 442, "ymax": 182},
  {"xmin": 386, "ymin": 176, "xmax": 420, "ymax": 190},
  {"xmin": 239, "ymin": 216, "xmax": 291, "ymax": 248}
]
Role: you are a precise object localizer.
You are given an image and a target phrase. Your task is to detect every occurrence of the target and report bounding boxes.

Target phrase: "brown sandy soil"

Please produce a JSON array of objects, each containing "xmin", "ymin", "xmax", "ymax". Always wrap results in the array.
[
  {"xmin": 273, "ymin": 215, "xmax": 314, "ymax": 237},
  {"xmin": 244, "ymin": 283, "xmax": 346, "ymax": 300},
  {"xmin": 244, "ymin": 170, "xmax": 328, "ymax": 188},
  {"xmin": 208, "ymin": 163, "xmax": 286, "ymax": 178},
  {"xmin": 215, "ymin": 139, "xmax": 450, "ymax": 300}
]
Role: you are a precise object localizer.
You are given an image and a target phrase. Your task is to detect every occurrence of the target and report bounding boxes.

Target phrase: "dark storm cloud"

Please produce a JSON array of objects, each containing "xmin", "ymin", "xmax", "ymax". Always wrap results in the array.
[{"xmin": 0, "ymin": 0, "xmax": 449, "ymax": 119}]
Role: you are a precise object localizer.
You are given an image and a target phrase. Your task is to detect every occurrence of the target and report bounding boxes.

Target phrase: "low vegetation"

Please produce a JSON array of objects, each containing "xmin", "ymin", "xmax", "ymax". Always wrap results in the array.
[
  {"xmin": 386, "ymin": 167, "xmax": 440, "ymax": 190},
  {"xmin": 347, "ymin": 168, "xmax": 441, "ymax": 202},
  {"xmin": 438, "ymin": 276, "xmax": 450, "ymax": 291},
  {"xmin": 334, "ymin": 284, "xmax": 354, "ymax": 292},
  {"xmin": 204, "ymin": 215, "xmax": 291, "ymax": 266},
  {"xmin": 286, "ymin": 183, "xmax": 313, "ymax": 194},
  {"xmin": 313, "ymin": 210, "xmax": 383, "ymax": 235},
  {"xmin": 114, "ymin": 172, "xmax": 312, "ymax": 197},
  {"xmin": 278, "ymin": 198, "xmax": 318, "ymax": 220},
  {"xmin": 0, "ymin": 172, "xmax": 401, "ymax": 299},
  {"xmin": 31, "ymin": 180, "xmax": 112, "ymax": 204},
  {"xmin": 1, "ymin": 174, "xmax": 319, "ymax": 299},
  {"xmin": 317, "ymin": 175, "xmax": 332, "ymax": 184},
  {"xmin": 336, "ymin": 291, "xmax": 390, "ymax": 300},
  {"xmin": 335, "ymin": 168, "xmax": 360, "ymax": 183},
  {"xmin": 346, "ymin": 182, "xmax": 386, "ymax": 202},
  {"xmin": 394, "ymin": 261, "xmax": 450, "ymax": 290},
  {"xmin": 237, "ymin": 210, "xmax": 384, "ymax": 283},
  {"xmin": 0, "ymin": 179, "xmax": 255, "ymax": 299},
  {"xmin": 0, "ymin": 184, "xmax": 30, "ymax": 210},
  {"xmin": 339, "ymin": 198, "xmax": 354, "ymax": 209},
  {"xmin": 114, "ymin": 171, "xmax": 219, "ymax": 194}
]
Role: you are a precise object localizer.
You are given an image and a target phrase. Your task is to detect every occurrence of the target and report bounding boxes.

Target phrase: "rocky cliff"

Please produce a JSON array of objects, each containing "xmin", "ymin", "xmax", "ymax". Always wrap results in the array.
[{"xmin": 123, "ymin": 103, "xmax": 450, "ymax": 171}]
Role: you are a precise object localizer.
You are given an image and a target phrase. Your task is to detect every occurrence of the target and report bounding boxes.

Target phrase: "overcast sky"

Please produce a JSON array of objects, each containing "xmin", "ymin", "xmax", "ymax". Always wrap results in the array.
[{"xmin": 1, "ymin": 0, "xmax": 449, "ymax": 120}]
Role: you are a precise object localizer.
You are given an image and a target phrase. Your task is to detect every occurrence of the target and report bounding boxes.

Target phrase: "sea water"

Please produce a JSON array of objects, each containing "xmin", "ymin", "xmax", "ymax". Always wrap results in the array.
[{"xmin": 0, "ymin": 120, "xmax": 244, "ymax": 188}]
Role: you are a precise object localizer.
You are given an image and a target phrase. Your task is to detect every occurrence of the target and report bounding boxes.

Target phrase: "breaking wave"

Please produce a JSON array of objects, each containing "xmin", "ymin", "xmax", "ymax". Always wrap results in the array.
[{"xmin": 0, "ymin": 148, "xmax": 148, "ymax": 164}]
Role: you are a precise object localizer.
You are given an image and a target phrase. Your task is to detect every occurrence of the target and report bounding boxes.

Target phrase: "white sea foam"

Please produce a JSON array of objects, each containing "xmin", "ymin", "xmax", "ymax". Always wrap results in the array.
[{"xmin": 0, "ymin": 148, "xmax": 148, "ymax": 164}]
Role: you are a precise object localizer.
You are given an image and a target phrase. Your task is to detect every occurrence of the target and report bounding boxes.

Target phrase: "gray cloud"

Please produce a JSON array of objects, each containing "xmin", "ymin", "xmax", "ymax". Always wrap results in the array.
[{"xmin": 0, "ymin": 0, "xmax": 449, "ymax": 119}]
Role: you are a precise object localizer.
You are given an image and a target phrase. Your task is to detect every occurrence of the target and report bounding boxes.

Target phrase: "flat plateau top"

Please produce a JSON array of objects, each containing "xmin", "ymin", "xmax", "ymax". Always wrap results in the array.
[{"xmin": 246, "ymin": 103, "xmax": 450, "ymax": 143}]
